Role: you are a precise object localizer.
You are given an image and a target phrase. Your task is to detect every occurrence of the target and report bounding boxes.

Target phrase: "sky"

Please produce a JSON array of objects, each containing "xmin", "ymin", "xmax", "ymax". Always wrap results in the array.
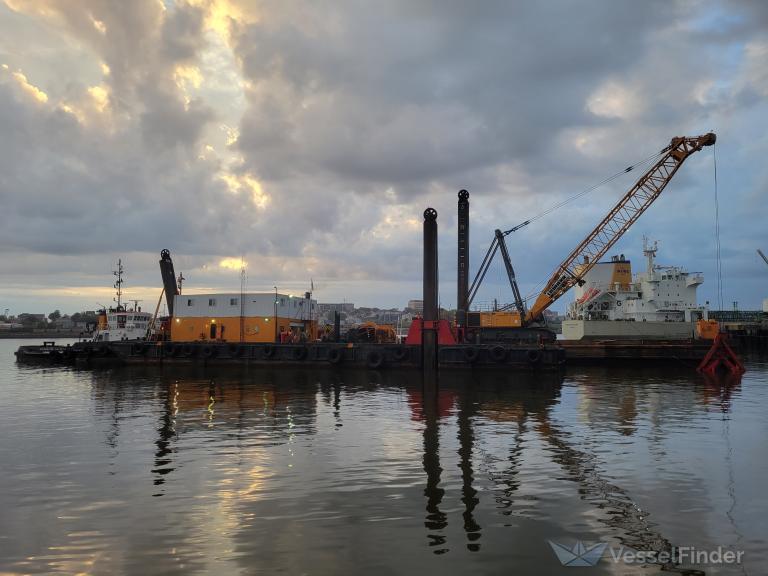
[{"xmin": 0, "ymin": 0, "xmax": 766, "ymax": 316}]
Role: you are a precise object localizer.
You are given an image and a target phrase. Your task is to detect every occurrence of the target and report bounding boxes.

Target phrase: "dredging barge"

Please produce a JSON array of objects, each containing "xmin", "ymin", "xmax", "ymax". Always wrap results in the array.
[
  {"xmin": 18, "ymin": 133, "xmax": 735, "ymax": 373},
  {"xmin": 20, "ymin": 339, "xmax": 563, "ymax": 370}
]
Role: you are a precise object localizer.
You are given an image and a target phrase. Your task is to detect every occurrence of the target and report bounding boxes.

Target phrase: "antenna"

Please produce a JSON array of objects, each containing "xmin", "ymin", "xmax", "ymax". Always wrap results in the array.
[
  {"xmin": 113, "ymin": 259, "xmax": 124, "ymax": 310},
  {"xmin": 240, "ymin": 262, "xmax": 246, "ymax": 342},
  {"xmin": 129, "ymin": 299, "xmax": 143, "ymax": 312}
]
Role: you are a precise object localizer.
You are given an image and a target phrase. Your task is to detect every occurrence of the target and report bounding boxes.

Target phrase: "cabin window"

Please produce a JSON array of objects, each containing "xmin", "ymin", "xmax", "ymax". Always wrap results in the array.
[
  {"xmin": 208, "ymin": 298, "xmax": 216, "ymax": 306},
  {"xmin": 187, "ymin": 299, "xmax": 194, "ymax": 306},
  {"xmin": 230, "ymin": 298, "xmax": 238, "ymax": 306}
]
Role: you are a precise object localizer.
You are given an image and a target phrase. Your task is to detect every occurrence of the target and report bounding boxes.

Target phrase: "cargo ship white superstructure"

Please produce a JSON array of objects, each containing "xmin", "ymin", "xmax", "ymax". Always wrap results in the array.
[{"xmin": 562, "ymin": 238, "xmax": 709, "ymax": 340}]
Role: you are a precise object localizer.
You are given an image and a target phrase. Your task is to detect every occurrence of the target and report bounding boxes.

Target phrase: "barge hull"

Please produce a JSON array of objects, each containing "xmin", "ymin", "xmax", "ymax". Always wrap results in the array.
[
  {"xmin": 560, "ymin": 339, "xmax": 712, "ymax": 364},
  {"xmin": 62, "ymin": 341, "xmax": 565, "ymax": 371}
]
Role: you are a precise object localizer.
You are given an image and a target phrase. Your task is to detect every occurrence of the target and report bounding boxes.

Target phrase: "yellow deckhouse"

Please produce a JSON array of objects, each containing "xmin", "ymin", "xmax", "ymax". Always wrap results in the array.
[{"xmin": 170, "ymin": 292, "xmax": 317, "ymax": 343}]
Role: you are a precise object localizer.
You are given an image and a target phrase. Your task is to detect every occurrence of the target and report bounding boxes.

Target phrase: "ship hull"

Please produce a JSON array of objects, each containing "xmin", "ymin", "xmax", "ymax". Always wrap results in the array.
[{"xmin": 562, "ymin": 320, "xmax": 698, "ymax": 341}]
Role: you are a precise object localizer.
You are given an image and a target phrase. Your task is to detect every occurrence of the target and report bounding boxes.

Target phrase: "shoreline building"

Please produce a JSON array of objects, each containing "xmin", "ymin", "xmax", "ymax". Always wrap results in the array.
[
  {"xmin": 171, "ymin": 292, "xmax": 317, "ymax": 343},
  {"xmin": 407, "ymin": 300, "xmax": 423, "ymax": 313}
]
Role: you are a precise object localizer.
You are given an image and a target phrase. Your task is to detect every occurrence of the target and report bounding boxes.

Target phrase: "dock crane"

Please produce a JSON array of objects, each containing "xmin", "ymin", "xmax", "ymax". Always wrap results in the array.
[{"xmin": 464, "ymin": 132, "xmax": 716, "ymax": 335}]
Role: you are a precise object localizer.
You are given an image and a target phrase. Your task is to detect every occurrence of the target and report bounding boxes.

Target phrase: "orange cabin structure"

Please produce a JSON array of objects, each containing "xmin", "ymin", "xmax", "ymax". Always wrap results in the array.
[{"xmin": 170, "ymin": 292, "xmax": 317, "ymax": 343}]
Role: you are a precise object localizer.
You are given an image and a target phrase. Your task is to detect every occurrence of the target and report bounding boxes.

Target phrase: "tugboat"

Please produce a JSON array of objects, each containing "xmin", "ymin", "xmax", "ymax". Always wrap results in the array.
[
  {"xmin": 92, "ymin": 259, "xmax": 156, "ymax": 342},
  {"xmin": 15, "ymin": 259, "xmax": 157, "ymax": 363}
]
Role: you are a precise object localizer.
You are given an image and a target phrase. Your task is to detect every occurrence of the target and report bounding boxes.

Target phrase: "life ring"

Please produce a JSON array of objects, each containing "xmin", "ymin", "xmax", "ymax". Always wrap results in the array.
[
  {"xmin": 263, "ymin": 344, "xmax": 275, "ymax": 359},
  {"xmin": 164, "ymin": 343, "xmax": 175, "ymax": 356},
  {"xmin": 463, "ymin": 346, "xmax": 480, "ymax": 363},
  {"xmin": 228, "ymin": 343, "xmax": 243, "ymax": 357},
  {"xmin": 182, "ymin": 344, "xmax": 195, "ymax": 357},
  {"xmin": 291, "ymin": 346, "xmax": 307, "ymax": 360},
  {"xmin": 392, "ymin": 346, "xmax": 408, "ymax": 362},
  {"xmin": 366, "ymin": 349, "xmax": 384, "ymax": 369},
  {"xmin": 201, "ymin": 345, "xmax": 216, "ymax": 359},
  {"xmin": 616, "ymin": 300, "xmax": 622, "ymax": 306},
  {"xmin": 328, "ymin": 347, "xmax": 343, "ymax": 364},
  {"xmin": 526, "ymin": 349, "xmax": 541, "ymax": 365},
  {"xmin": 490, "ymin": 345, "xmax": 507, "ymax": 362}
]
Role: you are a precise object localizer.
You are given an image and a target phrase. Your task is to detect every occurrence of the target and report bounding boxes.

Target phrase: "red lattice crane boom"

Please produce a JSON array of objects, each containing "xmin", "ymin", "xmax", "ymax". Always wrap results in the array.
[{"xmin": 525, "ymin": 132, "xmax": 716, "ymax": 325}]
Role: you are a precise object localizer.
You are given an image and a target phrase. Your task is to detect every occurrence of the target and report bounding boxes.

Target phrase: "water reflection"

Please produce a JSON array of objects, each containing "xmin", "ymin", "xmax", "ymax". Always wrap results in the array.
[
  {"xmin": 1, "ymin": 348, "xmax": 759, "ymax": 575},
  {"xmin": 153, "ymin": 381, "xmax": 178, "ymax": 490},
  {"xmin": 419, "ymin": 378, "xmax": 449, "ymax": 553},
  {"xmin": 89, "ymin": 366, "xmax": 744, "ymax": 567}
]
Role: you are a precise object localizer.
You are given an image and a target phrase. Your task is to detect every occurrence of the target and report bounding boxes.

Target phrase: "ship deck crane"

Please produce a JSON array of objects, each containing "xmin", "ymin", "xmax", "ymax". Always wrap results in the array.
[{"xmin": 524, "ymin": 132, "xmax": 716, "ymax": 324}]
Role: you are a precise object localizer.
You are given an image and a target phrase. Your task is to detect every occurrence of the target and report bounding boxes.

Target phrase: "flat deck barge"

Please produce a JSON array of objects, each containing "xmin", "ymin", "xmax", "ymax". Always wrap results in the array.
[{"xmin": 15, "ymin": 340, "xmax": 565, "ymax": 370}]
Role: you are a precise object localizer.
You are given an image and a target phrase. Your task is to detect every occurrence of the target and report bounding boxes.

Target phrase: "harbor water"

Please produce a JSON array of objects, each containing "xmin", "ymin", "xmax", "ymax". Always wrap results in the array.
[{"xmin": 0, "ymin": 339, "xmax": 766, "ymax": 575}]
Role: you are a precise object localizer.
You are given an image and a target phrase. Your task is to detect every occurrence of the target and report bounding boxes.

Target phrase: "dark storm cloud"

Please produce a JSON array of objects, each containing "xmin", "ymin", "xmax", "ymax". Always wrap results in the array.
[
  {"xmin": 0, "ymin": 0, "xmax": 766, "ymax": 313},
  {"xmin": 232, "ymin": 0, "xmax": 673, "ymax": 184}
]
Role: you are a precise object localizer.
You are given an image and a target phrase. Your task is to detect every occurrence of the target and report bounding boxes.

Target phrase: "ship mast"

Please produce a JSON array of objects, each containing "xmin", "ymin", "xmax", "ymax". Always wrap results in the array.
[
  {"xmin": 643, "ymin": 236, "xmax": 658, "ymax": 276},
  {"xmin": 113, "ymin": 259, "xmax": 124, "ymax": 311}
]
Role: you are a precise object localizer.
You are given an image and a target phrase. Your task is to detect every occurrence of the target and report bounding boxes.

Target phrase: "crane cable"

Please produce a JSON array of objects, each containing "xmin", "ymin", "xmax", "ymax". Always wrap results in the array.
[
  {"xmin": 523, "ymin": 142, "xmax": 725, "ymax": 309},
  {"xmin": 507, "ymin": 147, "xmax": 668, "ymax": 304},
  {"xmin": 713, "ymin": 142, "xmax": 724, "ymax": 312},
  {"xmin": 503, "ymin": 148, "xmax": 667, "ymax": 234}
]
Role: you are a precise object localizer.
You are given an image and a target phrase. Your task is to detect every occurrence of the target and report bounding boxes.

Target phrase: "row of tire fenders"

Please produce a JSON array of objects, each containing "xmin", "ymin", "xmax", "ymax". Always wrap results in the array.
[{"xmin": 126, "ymin": 342, "xmax": 544, "ymax": 367}]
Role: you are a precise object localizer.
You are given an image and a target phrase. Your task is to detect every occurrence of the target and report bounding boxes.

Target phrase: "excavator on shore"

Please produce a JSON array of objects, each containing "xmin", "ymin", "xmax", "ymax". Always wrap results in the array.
[{"xmin": 461, "ymin": 132, "xmax": 716, "ymax": 343}]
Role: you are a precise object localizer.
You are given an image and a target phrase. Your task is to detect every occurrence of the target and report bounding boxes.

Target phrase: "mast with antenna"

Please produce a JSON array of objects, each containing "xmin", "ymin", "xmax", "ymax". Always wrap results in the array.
[
  {"xmin": 240, "ymin": 263, "xmax": 246, "ymax": 342},
  {"xmin": 113, "ymin": 259, "xmax": 124, "ymax": 310}
]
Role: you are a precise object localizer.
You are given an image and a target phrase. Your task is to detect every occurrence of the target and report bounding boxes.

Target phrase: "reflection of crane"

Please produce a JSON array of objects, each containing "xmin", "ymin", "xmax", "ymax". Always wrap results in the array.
[{"xmin": 525, "ymin": 133, "xmax": 716, "ymax": 324}]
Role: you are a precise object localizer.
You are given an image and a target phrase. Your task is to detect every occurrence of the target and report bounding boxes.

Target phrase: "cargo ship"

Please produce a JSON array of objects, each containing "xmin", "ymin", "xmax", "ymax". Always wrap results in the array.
[{"xmin": 562, "ymin": 238, "xmax": 712, "ymax": 341}]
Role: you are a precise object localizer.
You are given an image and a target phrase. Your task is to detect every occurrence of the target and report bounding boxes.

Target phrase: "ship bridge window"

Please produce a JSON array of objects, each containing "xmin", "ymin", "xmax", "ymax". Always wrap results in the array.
[
  {"xmin": 187, "ymin": 299, "xmax": 194, "ymax": 306},
  {"xmin": 208, "ymin": 298, "xmax": 216, "ymax": 306},
  {"xmin": 230, "ymin": 298, "xmax": 238, "ymax": 306}
]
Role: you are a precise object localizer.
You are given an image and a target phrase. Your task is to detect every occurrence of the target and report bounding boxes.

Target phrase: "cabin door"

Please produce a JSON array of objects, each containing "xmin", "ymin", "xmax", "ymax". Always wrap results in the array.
[{"xmin": 210, "ymin": 324, "xmax": 217, "ymax": 340}]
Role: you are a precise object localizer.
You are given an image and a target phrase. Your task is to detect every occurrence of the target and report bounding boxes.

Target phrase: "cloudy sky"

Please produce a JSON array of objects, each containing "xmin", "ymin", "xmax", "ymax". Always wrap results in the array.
[{"xmin": 0, "ymin": 0, "xmax": 766, "ymax": 316}]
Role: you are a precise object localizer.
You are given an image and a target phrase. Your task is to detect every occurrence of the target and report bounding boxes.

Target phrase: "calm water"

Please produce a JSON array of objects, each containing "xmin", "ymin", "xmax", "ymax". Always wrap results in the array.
[{"xmin": 0, "ymin": 339, "xmax": 766, "ymax": 575}]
